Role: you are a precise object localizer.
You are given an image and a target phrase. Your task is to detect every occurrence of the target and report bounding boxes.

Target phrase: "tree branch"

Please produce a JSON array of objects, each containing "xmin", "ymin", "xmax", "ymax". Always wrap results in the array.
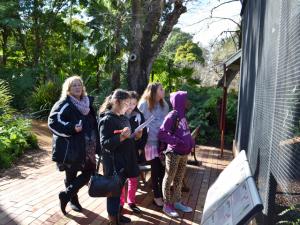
[
  {"xmin": 190, "ymin": 16, "xmax": 240, "ymax": 29},
  {"xmin": 210, "ymin": 0, "xmax": 239, "ymax": 16},
  {"xmin": 151, "ymin": 1, "xmax": 187, "ymax": 61},
  {"xmin": 210, "ymin": 30, "xmax": 239, "ymax": 48},
  {"xmin": 141, "ymin": 0, "xmax": 163, "ymax": 58}
]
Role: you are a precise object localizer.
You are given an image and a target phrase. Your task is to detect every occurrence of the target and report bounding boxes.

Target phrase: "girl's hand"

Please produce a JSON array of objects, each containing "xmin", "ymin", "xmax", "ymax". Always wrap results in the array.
[
  {"xmin": 135, "ymin": 130, "xmax": 143, "ymax": 140},
  {"xmin": 120, "ymin": 127, "xmax": 131, "ymax": 141}
]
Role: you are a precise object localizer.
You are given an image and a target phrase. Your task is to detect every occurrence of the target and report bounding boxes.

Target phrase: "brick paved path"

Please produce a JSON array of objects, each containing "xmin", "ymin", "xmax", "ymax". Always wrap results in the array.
[{"xmin": 0, "ymin": 121, "xmax": 232, "ymax": 225}]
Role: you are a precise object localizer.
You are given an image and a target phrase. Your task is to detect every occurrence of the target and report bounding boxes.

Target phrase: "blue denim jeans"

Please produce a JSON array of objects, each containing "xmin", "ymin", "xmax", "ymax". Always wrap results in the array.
[{"xmin": 107, "ymin": 196, "xmax": 120, "ymax": 216}]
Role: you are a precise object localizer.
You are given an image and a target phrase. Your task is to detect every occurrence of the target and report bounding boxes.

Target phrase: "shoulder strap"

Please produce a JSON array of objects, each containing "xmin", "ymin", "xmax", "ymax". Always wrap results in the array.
[
  {"xmin": 170, "ymin": 110, "xmax": 179, "ymax": 134},
  {"xmin": 96, "ymin": 155, "xmax": 101, "ymax": 172},
  {"xmin": 95, "ymin": 152, "xmax": 118, "ymax": 175}
]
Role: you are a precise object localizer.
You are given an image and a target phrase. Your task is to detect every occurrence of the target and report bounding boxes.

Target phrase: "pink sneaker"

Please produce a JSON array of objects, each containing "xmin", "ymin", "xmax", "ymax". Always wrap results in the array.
[{"xmin": 163, "ymin": 203, "xmax": 179, "ymax": 217}]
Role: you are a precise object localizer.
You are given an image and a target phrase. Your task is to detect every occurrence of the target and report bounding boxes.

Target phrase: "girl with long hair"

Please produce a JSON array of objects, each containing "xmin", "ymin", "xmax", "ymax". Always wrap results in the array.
[
  {"xmin": 138, "ymin": 82, "xmax": 169, "ymax": 207},
  {"xmin": 98, "ymin": 89, "xmax": 140, "ymax": 224}
]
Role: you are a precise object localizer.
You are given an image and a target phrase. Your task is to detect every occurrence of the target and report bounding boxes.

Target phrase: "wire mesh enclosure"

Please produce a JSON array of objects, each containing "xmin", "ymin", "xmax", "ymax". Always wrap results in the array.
[{"xmin": 236, "ymin": 0, "xmax": 300, "ymax": 224}]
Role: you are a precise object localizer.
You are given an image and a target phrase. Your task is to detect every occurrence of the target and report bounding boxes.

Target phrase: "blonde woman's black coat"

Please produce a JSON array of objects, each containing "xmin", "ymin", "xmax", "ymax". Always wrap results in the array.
[{"xmin": 48, "ymin": 96, "xmax": 100, "ymax": 169}]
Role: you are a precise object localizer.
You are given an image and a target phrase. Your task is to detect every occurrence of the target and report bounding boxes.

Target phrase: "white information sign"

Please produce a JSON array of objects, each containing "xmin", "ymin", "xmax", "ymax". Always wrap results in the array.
[{"xmin": 201, "ymin": 150, "xmax": 263, "ymax": 225}]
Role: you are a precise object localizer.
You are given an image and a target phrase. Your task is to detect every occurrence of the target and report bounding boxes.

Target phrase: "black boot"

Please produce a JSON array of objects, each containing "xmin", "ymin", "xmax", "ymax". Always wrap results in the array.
[
  {"xmin": 129, "ymin": 203, "xmax": 142, "ymax": 213},
  {"xmin": 58, "ymin": 191, "xmax": 69, "ymax": 215},
  {"xmin": 119, "ymin": 206, "xmax": 131, "ymax": 223},
  {"xmin": 65, "ymin": 179, "xmax": 83, "ymax": 212},
  {"xmin": 108, "ymin": 214, "xmax": 119, "ymax": 225},
  {"xmin": 119, "ymin": 214, "xmax": 131, "ymax": 223},
  {"xmin": 70, "ymin": 195, "xmax": 83, "ymax": 212}
]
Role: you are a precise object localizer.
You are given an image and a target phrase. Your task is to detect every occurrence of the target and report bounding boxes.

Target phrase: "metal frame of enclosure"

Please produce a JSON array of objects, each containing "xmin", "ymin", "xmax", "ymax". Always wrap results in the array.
[{"xmin": 235, "ymin": 0, "xmax": 300, "ymax": 224}]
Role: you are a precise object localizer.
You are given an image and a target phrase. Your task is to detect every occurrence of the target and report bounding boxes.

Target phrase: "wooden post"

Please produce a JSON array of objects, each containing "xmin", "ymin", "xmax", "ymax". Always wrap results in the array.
[{"xmin": 220, "ymin": 64, "xmax": 228, "ymax": 158}]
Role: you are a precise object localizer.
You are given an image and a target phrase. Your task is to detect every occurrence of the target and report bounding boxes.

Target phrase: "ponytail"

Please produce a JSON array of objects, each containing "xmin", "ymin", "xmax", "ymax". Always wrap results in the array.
[
  {"xmin": 99, "ymin": 95, "xmax": 113, "ymax": 114},
  {"xmin": 99, "ymin": 89, "xmax": 130, "ymax": 114}
]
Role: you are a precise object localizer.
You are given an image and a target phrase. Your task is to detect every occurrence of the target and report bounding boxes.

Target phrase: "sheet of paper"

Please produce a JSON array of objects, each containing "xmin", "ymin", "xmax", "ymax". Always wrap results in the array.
[{"xmin": 130, "ymin": 115, "xmax": 155, "ymax": 138}]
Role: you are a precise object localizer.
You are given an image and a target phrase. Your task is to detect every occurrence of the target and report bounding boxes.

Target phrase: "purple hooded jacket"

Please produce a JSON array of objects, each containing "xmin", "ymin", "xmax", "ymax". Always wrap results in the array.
[{"xmin": 158, "ymin": 91, "xmax": 194, "ymax": 155}]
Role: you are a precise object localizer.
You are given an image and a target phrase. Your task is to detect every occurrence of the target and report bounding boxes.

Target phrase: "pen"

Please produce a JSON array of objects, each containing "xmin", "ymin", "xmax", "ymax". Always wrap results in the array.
[{"xmin": 114, "ymin": 130, "xmax": 123, "ymax": 134}]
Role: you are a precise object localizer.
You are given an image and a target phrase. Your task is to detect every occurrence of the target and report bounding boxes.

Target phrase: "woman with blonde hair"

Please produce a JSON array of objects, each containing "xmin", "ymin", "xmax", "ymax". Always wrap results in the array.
[
  {"xmin": 138, "ymin": 82, "xmax": 169, "ymax": 207},
  {"xmin": 48, "ymin": 75, "xmax": 100, "ymax": 215}
]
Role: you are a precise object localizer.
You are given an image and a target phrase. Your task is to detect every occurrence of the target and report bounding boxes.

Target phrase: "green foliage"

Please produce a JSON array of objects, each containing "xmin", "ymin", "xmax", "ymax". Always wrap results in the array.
[
  {"xmin": 175, "ymin": 41, "xmax": 205, "ymax": 65},
  {"xmin": 29, "ymin": 81, "xmax": 61, "ymax": 119},
  {"xmin": 87, "ymin": 0, "xmax": 130, "ymax": 72},
  {"xmin": 174, "ymin": 84, "xmax": 237, "ymax": 146},
  {"xmin": 211, "ymin": 36, "xmax": 238, "ymax": 75},
  {"xmin": 0, "ymin": 1, "xmax": 24, "ymax": 29},
  {"xmin": 153, "ymin": 29, "xmax": 205, "ymax": 93},
  {"xmin": 153, "ymin": 62, "xmax": 195, "ymax": 93},
  {"xmin": 277, "ymin": 205, "xmax": 300, "ymax": 225},
  {"xmin": 0, "ymin": 80, "xmax": 37, "ymax": 169},
  {"xmin": 91, "ymin": 76, "xmax": 115, "ymax": 109},
  {"xmin": 0, "ymin": 79, "xmax": 13, "ymax": 115},
  {"xmin": 161, "ymin": 28, "xmax": 193, "ymax": 59},
  {"xmin": 0, "ymin": 68, "xmax": 37, "ymax": 109}
]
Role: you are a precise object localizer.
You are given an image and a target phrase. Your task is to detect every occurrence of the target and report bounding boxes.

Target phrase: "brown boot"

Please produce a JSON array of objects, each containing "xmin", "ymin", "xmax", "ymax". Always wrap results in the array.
[{"xmin": 108, "ymin": 215, "xmax": 119, "ymax": 225}]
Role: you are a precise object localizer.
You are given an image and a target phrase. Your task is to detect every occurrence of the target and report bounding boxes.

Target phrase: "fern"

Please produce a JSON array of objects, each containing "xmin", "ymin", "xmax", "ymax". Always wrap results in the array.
[
  {"xmin": 0, "ymin": 79, "xmax": 14, "ymax": 115},
  {"xmin": 0, "ymin": 79, "xmax": 37, "ymax": 168},
  {"xmin": 277, "ymin": 205, "xmax": 300, "ymax": 225}
]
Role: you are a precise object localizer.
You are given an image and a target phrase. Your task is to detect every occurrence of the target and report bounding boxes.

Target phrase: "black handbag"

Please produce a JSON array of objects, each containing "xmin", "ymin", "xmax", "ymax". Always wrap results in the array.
[{"xmin": 88, "ymin": 154, "xmax": 125, "ymax": 197}]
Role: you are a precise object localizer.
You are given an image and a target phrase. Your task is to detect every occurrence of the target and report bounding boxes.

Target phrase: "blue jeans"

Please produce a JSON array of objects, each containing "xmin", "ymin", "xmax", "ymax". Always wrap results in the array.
[{"xmin": 107, "ymin": 196, "xmax": 120, "ymax": 216}]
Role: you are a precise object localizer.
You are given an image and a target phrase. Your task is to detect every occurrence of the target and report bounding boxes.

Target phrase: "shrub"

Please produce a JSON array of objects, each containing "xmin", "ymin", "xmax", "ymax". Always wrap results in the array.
[
  {"xmin": 277, "ymin": 205, "xmax": 300, "ymax": 225},
  {"xmin": 0, "ymin": 80, "xmax": 37, "ymax": 169},
  {"xmin": 176, "ymin": 84, "xmax": 237, "ymax": 146},
  {"xmin": 29, "ymin": 81, "xmax": 61, "ymax": 119},
  {"xmin": 0, "ymin": 68, "xmax": 37, "ymax": 110}
]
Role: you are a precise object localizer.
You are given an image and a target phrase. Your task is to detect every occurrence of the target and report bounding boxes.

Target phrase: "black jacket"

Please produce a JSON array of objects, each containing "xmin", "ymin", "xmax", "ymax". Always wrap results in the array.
[
  {"xmin": 128, "ymin": 109, "xmax": 148, "ymax": 163},
  {"xmin": 48, "ymin": 96, "xmax": 100, "ymax": 169},
  {"xmin": 98, "ymin": 111, "xmax": 139, "ymax": 178}
]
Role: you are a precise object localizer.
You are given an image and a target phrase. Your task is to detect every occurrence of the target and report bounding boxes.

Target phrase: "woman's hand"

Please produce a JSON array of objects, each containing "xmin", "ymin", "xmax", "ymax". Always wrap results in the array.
[
  {"xmin": 120, "ymin": 127, "xmax": 131, "ymax": 141},
  {"xmin": 75, "ymin": 120, "xmax": 82, "ymax": 133}
]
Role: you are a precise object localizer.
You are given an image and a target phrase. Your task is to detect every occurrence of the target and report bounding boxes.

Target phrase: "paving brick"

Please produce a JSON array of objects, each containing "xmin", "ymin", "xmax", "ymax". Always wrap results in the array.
[{"xmin": 0, "ymin": 120, "xmax": 233, "ymax": 225}]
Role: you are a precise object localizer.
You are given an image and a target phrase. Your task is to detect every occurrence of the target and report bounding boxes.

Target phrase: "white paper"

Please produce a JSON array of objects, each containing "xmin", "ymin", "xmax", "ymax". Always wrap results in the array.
[{"xmin": 130, "ymin": 115, "xmax": 155, "ymax": 138}]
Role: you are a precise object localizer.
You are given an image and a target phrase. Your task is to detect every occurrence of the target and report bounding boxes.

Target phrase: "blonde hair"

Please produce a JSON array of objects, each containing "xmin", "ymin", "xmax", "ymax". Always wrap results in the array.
[
  {"xmin": 60, "ymin": 75, "xmax": 87, "ymax": 101},
  {"xmin": 140, "ymin": 82, "xmax": 165, "ymax": 111}
]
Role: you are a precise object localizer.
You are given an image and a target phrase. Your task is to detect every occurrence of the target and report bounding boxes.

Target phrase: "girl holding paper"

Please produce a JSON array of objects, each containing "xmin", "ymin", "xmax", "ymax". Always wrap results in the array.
[
  {"xmin": 120, "ymin": 91, "xmax": 148, "ymax": 214},
  {"xmin": 138, "ymin": 83, "xmax": 169, "ymax": 207},
  {"xmin": 98, "ymin": 89, "xmax": 141, "ymax": 224}
]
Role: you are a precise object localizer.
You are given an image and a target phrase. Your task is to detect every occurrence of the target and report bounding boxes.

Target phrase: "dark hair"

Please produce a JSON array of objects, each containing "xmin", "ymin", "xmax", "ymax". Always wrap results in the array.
[
  {"xmin": 128, "ymin": 91, "xmax": 140, "ymax": 112},
  {"xmin": 99, "ymin": 89, "xmax": 130, "ymax": 113},
  {"xmin": 140, "ymin": 82, "xmax": 165, "ymax": 111},
  {"xmin": 128, "ymin": 91, "xmax": 139, "ymax": 100}
]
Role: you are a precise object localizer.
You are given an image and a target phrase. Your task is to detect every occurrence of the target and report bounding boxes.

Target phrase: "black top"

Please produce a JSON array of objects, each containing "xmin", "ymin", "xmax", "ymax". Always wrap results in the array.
[
  {"xmin": 128, "ymin": 109, "xmax": 148, "ymax": 164},
  {"xmin": 48, "ymin": 96, "xmax": 100, "ymax": 171},
  {"xmin": 98, "ymin": 111, "xmax": 140, "ymax": 178}
]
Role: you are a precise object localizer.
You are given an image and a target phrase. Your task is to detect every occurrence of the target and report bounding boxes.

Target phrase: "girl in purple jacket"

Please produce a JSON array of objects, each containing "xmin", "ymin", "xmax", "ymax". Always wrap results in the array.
[{"xmin": 158, "ymin": 91, "xmax": 194, "ymax": 217}]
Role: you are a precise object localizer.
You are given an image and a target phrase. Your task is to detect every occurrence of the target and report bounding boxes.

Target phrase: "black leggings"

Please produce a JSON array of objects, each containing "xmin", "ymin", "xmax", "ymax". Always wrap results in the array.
[
  {"xmin": 64, "ymin": 168, "xmax": 92, "ymax": 197},
  {"xmin": 149, "ymin": 157, "xmax": 165, "ymax": 198}
]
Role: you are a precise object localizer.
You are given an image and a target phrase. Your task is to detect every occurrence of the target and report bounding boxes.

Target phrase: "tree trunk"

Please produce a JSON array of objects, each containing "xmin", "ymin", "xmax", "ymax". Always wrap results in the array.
[
  {"xmin": 1, "ymin": 28, "xmax": 8, "ymax": 66},
  {"xmin": 127, "ymin": 0, "xmax": 187, "ymax": 95},
  {"xmin": 127, "ymin": 0, "xmax": 143, "ymax": 93},
  {"xmin": 111, "ymin": 16, "xmax": 122, "ymax": 90},
  {"xmin": 16, "ymin": 28, "xmax": 30, "ymax": 66},
  {"xmin": 33, "ymin": 0, "xmax": 41, "ymax": 67}
]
